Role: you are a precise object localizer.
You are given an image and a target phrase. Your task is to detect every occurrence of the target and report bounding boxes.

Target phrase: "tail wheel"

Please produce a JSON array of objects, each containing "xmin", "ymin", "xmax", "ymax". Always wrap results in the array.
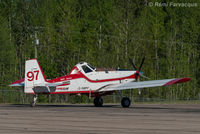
[
  {"xmin": 30, "ymin": 94, "xmax": 38, "ymax": 107},
  {"xmin": 31, "ymin": 101, "xmax": 36, "ymax": 107},
  {"xmin": 121, "ymin": 97, "xmax": 131, "ymax": 108},
  {"xmin": 94, "ymin": 97, "xmax": 103, "ymax": 107}
]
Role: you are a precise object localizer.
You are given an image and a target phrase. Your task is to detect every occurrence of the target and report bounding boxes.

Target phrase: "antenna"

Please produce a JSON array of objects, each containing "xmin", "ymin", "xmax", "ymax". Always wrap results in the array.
[{"xmin": 35, "ymin": 32, "xmax": 39, "ymax": 58}]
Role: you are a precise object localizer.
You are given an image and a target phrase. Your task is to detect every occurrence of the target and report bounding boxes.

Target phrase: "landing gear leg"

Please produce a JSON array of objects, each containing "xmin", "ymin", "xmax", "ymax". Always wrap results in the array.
[
  {"xmin": 31, "ymin": 94, "xmax": 38, "ymax": 107},
  {"xmin": 88, "ymin": 89, "xmax": 92, "ymax": 103},
  {"xmin": 118, "ymin": 90, "xmax": 131, "ymax": 108},
  {"xmin": 94, "ymin": 97, "xmax": 103, "ymax": 107}
]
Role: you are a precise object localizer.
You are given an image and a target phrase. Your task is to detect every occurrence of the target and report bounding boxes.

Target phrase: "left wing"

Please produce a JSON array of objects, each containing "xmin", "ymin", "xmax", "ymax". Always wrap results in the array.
[{"xmin": 98, "ymin": 78, "xmax": 190, "ymax": 92}]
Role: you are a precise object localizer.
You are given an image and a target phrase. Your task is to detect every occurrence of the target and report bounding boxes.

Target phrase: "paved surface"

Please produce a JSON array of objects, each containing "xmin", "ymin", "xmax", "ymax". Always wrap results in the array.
[{"xmin": 0, "ymin": 104, "xmax": 200, "ymax": 134}]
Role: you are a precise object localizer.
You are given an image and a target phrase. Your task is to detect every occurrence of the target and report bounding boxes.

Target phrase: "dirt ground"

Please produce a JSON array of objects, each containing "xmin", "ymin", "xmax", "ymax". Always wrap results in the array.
[{"xmin": 0, "ymin": 103, "xmax": 200, "ymax": 134}]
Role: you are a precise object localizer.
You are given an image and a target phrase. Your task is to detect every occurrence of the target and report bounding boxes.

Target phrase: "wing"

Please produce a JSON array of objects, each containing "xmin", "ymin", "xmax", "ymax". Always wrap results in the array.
[{"xmin": 98, "ymin": 77, "xmax": 190, "ymax": 92}]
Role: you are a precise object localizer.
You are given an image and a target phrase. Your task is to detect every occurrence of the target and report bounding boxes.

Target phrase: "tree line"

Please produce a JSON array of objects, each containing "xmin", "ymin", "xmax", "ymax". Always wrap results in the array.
[{"xmin": 0, "ymin": 0, "xmax": 200, "ymax": 103}]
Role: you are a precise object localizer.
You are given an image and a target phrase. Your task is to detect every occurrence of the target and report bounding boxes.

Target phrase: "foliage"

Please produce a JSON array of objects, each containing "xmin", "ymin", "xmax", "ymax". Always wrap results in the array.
[{"xmin": 0, "ymin": 0, "xmax": 200, "ymax": 103}]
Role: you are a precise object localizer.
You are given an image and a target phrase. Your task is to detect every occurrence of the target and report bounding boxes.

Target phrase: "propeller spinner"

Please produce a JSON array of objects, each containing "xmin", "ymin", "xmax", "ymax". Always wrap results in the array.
[{"xmin": 129, "ymin": 57, "xmax": 149, "ymax": 95}]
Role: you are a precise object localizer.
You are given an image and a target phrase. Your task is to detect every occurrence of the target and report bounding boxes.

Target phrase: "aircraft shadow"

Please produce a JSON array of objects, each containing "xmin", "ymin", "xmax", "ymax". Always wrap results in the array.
[{"xmin": 10, "ymin": 103, "xmax": 118, "ymax": 108}]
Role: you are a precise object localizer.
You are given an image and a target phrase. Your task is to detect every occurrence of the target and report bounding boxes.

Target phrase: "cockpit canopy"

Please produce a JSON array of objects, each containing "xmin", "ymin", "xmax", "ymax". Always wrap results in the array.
[{"xmin": 70, "ymin": 62, "xmax": 96, "ymax": 74}]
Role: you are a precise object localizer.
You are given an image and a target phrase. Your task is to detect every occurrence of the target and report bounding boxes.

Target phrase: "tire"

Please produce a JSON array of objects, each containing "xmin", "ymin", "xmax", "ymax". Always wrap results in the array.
[
  {"xmin": 121, "ymin": 97, "xmax": 131, "ymax": 108},
  {"xmin": 94, "ymin": 97, "xmax": 103, "ymax": 107}
]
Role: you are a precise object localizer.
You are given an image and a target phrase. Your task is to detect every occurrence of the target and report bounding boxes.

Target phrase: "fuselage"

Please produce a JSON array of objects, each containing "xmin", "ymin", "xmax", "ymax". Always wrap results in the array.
[{"xmin": 44, "ymin": 62, "xmax": 137, "ymax": 95}]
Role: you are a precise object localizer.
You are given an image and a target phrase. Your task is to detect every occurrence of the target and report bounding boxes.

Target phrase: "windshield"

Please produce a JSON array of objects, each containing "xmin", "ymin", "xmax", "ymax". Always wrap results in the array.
[
  {"xmin": 87, "ymin": 63, "xmax": 95, "ymax": 70},
  {"xmin": 82, "ymin": 65, "xmax": 92, "ymax": 73}
]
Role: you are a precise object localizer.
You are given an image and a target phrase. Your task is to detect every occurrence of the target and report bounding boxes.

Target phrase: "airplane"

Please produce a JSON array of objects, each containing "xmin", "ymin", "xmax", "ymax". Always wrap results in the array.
[{"xmin": 10, "ymin": 58, "xmax": 190, "ymax": 107}]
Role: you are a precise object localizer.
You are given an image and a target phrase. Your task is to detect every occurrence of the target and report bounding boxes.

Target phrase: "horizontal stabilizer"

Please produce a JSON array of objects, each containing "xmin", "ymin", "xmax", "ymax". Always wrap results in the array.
[{"xmin": 9, "ymin": 78, "xmax": 24, "ymax": 87}]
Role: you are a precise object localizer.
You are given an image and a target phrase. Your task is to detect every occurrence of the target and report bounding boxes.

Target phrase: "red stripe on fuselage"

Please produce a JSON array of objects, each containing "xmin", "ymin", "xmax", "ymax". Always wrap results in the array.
[
  {"xmin": 28, "ymin": 90, "xmax": 95, "ymax": 95},
  {"xmin": 57, "ymin": 83, "xmax": 70, "ymax": 86},
  {"xmin": 49, "ymin": 90, "xmax": 94, "ymax": 94},
  {"xmin": 47, "ymin": 71, "xmax": 136, "ymax": 83}
]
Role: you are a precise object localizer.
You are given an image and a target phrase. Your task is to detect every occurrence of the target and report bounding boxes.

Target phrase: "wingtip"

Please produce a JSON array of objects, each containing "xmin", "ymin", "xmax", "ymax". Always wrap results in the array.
[
  {"xmin": 163, "ymin": 77, "xmax": 191, "ymax": 86},
  {"xmin": 183, "ymin": 77, "xmax": 191, "ymax": 82}
]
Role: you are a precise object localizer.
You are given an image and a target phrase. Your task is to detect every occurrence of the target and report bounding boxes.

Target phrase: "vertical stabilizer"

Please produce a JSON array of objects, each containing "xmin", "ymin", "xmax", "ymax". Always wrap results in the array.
[{"xmin": 25, "ymin": 59, "xmax": 47, "ymax": 93}]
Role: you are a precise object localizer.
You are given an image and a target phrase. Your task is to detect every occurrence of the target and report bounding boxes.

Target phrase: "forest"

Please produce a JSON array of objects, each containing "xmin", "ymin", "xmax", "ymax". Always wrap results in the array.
[{"xmin": 0, "ymin": 0, "xmax": 200, "ymax": 104}]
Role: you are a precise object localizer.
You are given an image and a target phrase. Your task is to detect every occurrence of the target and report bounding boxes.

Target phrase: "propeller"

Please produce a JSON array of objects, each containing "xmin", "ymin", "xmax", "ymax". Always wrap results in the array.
[
  {"xmin": 129, "ymin": 57, "xmax": 148, "ymax": 81},
  {"xmin": 129, "ymin": 57, "xmax": 149, "ymax": 95}
]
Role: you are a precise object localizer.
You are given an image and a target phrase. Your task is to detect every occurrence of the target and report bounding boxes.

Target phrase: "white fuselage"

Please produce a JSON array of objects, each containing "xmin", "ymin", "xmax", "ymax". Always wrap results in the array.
[{"xmin": 53, "ymin": 62, "xmax": 136, "ymax": 94}]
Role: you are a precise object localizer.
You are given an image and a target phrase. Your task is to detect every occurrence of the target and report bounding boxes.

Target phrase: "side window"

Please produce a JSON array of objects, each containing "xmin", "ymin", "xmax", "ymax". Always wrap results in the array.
[{"xmin": 82, "ymin": 65, "xmax": 92, "ymax": 73}]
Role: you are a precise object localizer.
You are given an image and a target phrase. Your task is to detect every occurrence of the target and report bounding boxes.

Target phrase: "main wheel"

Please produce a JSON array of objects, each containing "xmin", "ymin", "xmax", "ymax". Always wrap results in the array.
[
  {"xmin": 94, "ymin": 97, "xmax": 103, "ymax": 107},
  {"xmin": 121, "ymin": 97, "xmax": 131, "ymax": 108}
]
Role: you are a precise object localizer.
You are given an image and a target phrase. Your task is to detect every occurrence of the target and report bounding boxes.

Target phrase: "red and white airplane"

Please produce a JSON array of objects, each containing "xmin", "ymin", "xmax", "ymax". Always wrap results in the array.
[{"xmin": 10, "ymin": 58, "xmax": 190, "ymax": 107}]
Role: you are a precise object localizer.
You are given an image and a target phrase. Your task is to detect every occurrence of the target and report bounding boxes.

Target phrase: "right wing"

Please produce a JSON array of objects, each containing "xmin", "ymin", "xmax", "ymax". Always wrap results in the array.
[{"xmin": 98, "ymin": 77, "xmax": 190, "ymax": 92}]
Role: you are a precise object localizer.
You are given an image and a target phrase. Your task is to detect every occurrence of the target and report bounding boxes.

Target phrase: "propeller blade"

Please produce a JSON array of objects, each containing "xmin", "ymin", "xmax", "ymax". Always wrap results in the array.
[
  {"xmin": 129, "ymin": 58, "xmax": 137, "ymax": 70},
  {"xmin": 138, "ymin": 57, "xmax": 145, "ymax": 71},
  {"xmin": 135, "ymin": 74, "xmax": 138, "ymax": 81},
  {"xmin": 135, "ymin": 71, "xmax": 139, "ymax": 81},
  {"xmin": 139, "ymin": 73, "xmax": 150, "ymax": 79}
]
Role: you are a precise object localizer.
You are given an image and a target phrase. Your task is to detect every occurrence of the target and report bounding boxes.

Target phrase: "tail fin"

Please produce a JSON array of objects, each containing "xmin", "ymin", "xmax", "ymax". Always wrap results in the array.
[{"xmin": 25, "ymin": 59, "xmax": 47, "ymax": 93}]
